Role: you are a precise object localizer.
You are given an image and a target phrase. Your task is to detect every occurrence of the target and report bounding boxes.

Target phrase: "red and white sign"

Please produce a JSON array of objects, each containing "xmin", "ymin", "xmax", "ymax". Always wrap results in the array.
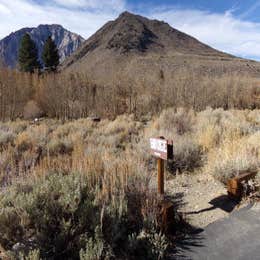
[
  {"xmin": 150, "ymin": 138, "xmax": 168, "ymax": 160},
  {"xmin": 150, "ymin": 137, "xmax": 173, "ymax": 160}
]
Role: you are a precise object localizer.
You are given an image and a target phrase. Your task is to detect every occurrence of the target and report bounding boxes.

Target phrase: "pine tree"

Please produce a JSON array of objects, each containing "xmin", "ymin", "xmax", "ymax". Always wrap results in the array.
[
  {"xmin": 42, "ymin": 36, "xmax": 60, "ymax": 72},
  {"xmin": 18, "ymin": 33, "xmax": 40, "ymax": 73}
]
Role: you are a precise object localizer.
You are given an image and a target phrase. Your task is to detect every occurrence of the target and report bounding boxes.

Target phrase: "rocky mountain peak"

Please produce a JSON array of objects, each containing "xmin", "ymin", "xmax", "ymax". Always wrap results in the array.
[
  {"xmin": 0, "ymin": 24, "xmax": 84, "ymax": 68},
  {"xmin": 61, "ymin": 11, "xmax": 244, "ymax": 87},
  {"xmin": 107, "ymin": 12, "xmax": 157, "ymax": 53}
]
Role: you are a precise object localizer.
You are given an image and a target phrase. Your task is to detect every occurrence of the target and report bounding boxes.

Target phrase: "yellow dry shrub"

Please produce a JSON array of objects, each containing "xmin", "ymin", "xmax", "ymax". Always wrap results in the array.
[
  {"xmin": 100, "ymin": 114, "xmax": 141, "ymax": 136},
  {"xmin": 205, "ymin": 132, "xmax": 260, "ymax": 183},
  {"xmin": 15, "ymin": 132, "xmax": 33, "ymax": 152},
  {"xmin": 15, "ymin": 124, "xmax": 50, "ymax": 153},
  {"xmin": 1, "ymin": 107, "xmax": 259, "ymax": 188},
  {"xmin": 195, "ymin": 124, "xmax": 221, "ymax": 151}
]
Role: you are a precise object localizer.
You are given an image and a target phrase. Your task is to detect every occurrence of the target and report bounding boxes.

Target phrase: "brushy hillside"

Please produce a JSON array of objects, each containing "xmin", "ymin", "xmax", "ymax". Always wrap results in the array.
[
  {"xmin": 0, "ymin": 108, "xmax": 259, "ymax": 258},
  {"xmin": 62, "ymin": 12, "xmax": 260, "ymax": 87}
]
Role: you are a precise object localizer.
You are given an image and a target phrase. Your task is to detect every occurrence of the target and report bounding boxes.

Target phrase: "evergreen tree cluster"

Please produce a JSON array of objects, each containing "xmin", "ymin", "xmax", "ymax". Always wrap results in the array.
[
  {"xmin": 18, "ymin": 34, "xmax": 40, "ymax": 73},
  {"xmin": 42, "ymin": 36, "xmax": 60, "ymax": 72},
  {"xmin": 18, "ymin": 34, "xmax": 60, "ymax": 73}
]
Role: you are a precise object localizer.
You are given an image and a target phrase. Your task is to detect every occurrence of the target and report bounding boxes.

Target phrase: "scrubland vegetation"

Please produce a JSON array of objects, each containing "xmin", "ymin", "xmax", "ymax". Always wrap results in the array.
[
  {"xmin": 1, "ymin": 9, "xmax": 260, "ymax": 259},
  {"xmin": 0, "ymin": 66, "xmax": 259, "ymax": 259},
  {"xmin": 0, "ymin": 107, "xmax": 259, "ymax": 258},
  {"xmin": 0, "ymin": 68, "xmax": 259, "ymax": 121}
]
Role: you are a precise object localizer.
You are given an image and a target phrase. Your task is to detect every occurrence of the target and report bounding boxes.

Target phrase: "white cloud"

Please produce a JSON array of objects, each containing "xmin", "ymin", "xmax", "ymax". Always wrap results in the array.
[
  {"xmin": 53, "ymin": 0, "xmax": 125, "ymax": 11},
  {"xmin": 0, "ymin": 3, "xmax": 11, "ymax": 14},
  {"xmin": 147, "ymin": 8, "xmax": 260, "ymax": 60},
  {"xmin": 0, "ymin": 0, "xmax": 126, "ymax": 39},
  {"xmin": 1, "ymin": 1, "xmax": 260, "ymax": 60}
]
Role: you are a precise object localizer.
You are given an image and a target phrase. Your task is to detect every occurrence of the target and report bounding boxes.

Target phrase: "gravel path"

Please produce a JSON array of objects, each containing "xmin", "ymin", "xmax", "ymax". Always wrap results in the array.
[{"xmin": 166, "ymin": 172, "xmax": 238, "ymax": 228}]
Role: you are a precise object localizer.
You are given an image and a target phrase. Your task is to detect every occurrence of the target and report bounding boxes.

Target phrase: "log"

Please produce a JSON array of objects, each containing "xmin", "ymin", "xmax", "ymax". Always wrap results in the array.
[{"xmin": 227, "ymin": 171, "xmax": 258, "ymax": 199}]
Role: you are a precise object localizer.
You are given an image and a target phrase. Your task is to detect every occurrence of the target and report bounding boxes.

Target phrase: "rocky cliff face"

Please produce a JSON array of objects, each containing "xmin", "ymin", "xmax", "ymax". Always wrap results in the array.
[{"xmin": 0, "ymin": 24, "xmax": 84, "ymax": 68}]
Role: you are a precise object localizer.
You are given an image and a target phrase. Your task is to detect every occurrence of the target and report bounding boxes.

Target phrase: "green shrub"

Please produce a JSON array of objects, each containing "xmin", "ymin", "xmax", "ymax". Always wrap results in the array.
[
  {"xmin": 0, "ymin": 173, "xmax": 169, "ymax": 259},
  {"xmin": 127, "ymin": 230, "xmax": 169, "ymax": 260},
  {"xmin": 0, "ymin": 130, "xmax": 15, "ymax": 149},
  {"xmin": 80, "ymin": 227, "xmax": 113, "ymax": 260},
  {"xmin": 0, "ymin": 173, "xmax": 98, "ymax": 259},
  {"xmin": 20, "ymin": 249, "xmax": 41, "ymax": 260}
]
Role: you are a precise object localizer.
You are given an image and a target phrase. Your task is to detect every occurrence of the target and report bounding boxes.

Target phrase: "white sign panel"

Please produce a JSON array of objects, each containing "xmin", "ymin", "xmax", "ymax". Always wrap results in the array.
[
  {"xmin": 150, "ymin": 137, "xmax": 173, "ymax": 160},
  {"xmin": 150, "ymin": 138, "xmax": 167, "ymax": 152},
  {"xmin": 150, "ymin": 138, "xmax": 168, "ymax": 160}
]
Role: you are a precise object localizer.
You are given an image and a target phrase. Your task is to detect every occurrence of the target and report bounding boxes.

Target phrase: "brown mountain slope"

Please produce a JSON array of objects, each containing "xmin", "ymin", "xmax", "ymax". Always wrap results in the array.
[{"xmin": 61, "ymin": 11, "xmax": 260, "ymax": 85}]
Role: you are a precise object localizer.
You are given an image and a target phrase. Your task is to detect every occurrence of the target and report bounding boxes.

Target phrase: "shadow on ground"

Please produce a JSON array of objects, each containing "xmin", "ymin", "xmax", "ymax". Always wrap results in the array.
[
  {"xmin": 171, "ymin": 229, "xmax": 204, "ymax": 259},
  {"xmin": 164, "ymin": 192, "xmax": 204, "ymax": 259},
  {"xmin": 167, "ymin": 194, "xmax": 239, "ymax": 259},
  {"xmin": 185, "ymin": 195, "xmax": 238, "ymax": 215}
]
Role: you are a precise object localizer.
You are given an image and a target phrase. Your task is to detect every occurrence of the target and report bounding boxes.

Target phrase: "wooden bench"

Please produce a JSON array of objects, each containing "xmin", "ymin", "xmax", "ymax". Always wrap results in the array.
[{"xmin": 227, "ymin": 171, "xmax": 258, "ymax": 199}]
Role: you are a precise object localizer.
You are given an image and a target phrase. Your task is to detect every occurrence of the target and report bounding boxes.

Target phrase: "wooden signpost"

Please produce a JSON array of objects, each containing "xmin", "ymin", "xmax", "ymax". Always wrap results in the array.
[
  {"xmin": 150, "ymin": 136, "xmax": 175, "ymax": 233},
  {"xmin": 150, "ymin": 137, "xmax": 173, "ymax": 195}
]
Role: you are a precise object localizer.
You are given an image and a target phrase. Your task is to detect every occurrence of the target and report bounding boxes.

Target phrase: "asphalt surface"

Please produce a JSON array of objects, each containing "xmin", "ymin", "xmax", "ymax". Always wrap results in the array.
[{"xmin": 175, "ymin": 203, "xmax": 260, "ymax": 260}]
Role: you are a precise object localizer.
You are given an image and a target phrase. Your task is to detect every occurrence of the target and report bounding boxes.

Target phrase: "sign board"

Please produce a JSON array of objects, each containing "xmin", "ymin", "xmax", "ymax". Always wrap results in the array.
[{"xmin": 150, "ymin": 137, "xmax": 173, "ymax": 160}]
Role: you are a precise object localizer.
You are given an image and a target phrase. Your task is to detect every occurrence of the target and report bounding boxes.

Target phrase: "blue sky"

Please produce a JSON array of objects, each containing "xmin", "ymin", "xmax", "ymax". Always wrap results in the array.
[{"xmin": 1, "ymin": 0, "xmax": 260, "ymax": 60}]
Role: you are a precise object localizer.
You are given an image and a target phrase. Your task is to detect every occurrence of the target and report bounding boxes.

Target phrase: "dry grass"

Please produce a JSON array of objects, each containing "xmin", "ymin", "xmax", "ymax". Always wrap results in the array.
[
  {"xmin": 0, "ymin": 115, "xmax": 165, "ymax": 259},
  {"xmin": 0, "ymin": 107, "xmax": 259, "ymax": 258},
  {"xmin": 0, "ymin": 107, "xmax": 259, "ymax": 186}
]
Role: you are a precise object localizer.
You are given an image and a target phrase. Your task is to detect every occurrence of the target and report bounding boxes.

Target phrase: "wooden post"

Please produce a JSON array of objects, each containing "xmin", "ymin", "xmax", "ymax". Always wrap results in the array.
[
  {"xmin": 227, "ymin": 171, "xmax": 258, "ymax": 199},
  {"xmin": 150, "ymin": 137, "xmax": 175, "ymax": 233},
  {"xmin": 158, "ymin": 158, "xmax": 164, "ymax": 195}
]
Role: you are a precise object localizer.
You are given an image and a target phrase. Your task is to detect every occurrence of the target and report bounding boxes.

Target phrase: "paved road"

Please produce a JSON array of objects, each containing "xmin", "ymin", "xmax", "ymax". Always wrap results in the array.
[{"xmin": 175, "ymin": 204, "xmax": 260, "ymax": 260}]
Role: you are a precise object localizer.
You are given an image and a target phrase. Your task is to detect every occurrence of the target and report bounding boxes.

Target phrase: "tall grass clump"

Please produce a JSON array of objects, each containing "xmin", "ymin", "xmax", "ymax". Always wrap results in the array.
[
  {"xmin": 205, "ymin": 132, "xmax": 260, "ymax": 183},
  {"xmin": 145, "ymin": 108, "xmax": 204, "ymax": 173}
]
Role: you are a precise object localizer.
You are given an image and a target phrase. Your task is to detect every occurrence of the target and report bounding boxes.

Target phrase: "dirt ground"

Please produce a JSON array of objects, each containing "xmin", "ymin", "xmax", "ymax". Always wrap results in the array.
[{"xmin": 166, "ymin": 172, "xmax": 239, "ymax": 228}]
